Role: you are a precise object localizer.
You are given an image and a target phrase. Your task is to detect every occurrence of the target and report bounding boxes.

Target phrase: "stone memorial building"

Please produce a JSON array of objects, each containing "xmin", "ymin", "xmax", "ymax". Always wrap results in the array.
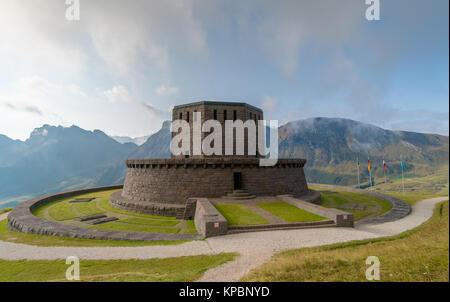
[{"xmin": 110, "ymin": 101, "xmax": 309, "ymax": 217}]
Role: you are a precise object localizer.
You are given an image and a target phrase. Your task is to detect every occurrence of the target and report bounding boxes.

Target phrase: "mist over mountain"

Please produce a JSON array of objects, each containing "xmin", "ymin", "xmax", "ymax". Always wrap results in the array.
[
  {"xmin": 0, "ymin": 118, "xmax": 448, "ymax": 208},
  {"xmin": 128, "ymin": 120, "xmax": 172, "ymax": 159},
  {"xmin": 0, "ymin": 125, "xmax": 137, "ymax": 208},
  {"xmin": 111, "ymin": 135, "xmax": 149, "ymax": 146},
  {"xmin": 278, "ymin": 117, "xmax": 448, "ymax": 186}
]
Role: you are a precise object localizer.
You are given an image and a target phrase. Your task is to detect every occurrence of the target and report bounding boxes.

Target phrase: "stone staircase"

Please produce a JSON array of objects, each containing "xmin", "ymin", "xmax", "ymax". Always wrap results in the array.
[
  {"xmin": 175, "ymin": 207, "xmax": 186, "ymax": 219},
  {"xmin": 223, "ymin": 189, "xmax": 256, "ymax": 200},
  {"xmin": 227, "ymin": 219, "xmax": 336, "ymax": 234}
]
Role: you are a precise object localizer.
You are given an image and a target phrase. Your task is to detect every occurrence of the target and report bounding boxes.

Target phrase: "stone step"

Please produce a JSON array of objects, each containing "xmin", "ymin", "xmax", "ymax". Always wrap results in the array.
[
  {"xmin": 227, "ymin": 220, "xmax": 336, "ymax": 234},
  {"xmin": 223, "ymin": 189, "xmax": 256, "ymax": 200},
  {"xmin": 85, "ymin": 216, "xmax": 119, "ymax": 225},
  {"xmin": 76, "ymin": 214, "xmax": 107, "ymax": 222},
  {"xmin": 227, "ymin": 192, "xmax": 253, "ymax": 197},
  {"xmin": 175, "ymin": 208, "xmax": 186, "ymax": 220},
  {"xmin": 225, "ymin": 194, "xmax": 257, "ymax": 200}
]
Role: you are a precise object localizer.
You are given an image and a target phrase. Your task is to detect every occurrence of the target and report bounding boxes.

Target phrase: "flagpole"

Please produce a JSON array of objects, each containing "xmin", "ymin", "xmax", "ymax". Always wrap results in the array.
[
  {"xmin": 357, "ymin": 157, "xmax": 360, "ymax": 189},
  {"xmin": 383, "ymin": 158, "xmax": 387, "ymax": 191},
  {"xmin": 401, "ymin": 157, "xmax": 405, "ymax": 195},
  {"xmin": 368, "ymin": 158, "xmax": 372, "ymax": 190}
]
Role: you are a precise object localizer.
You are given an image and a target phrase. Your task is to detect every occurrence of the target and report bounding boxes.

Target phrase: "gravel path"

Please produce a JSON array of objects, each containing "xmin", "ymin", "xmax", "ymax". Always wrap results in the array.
[{"xmin": 0, "ymin": 197, "xmax": 447, "ymax": 282}]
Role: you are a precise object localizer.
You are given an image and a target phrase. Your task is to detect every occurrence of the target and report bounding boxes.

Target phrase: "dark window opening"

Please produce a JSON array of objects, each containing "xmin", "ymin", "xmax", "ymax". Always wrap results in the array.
[
  {"xmin": 224, "ymin": 110, "xmax": 227, "ymax": 121},
  {"xmin": 186, "ymin": 111, "xmax": 190, "ymax": 123},
  {"xmin": 233, "ymin": 110, "xmax": 237, "ymax": 121},
  {"xmin": 249, "ymin": 112, "xmax": 252, "ymax": 120},
  {"xmin": 213, "ymin": 109, "xmax": 217, "ymax": 120},
  {"xmin": 233, "ymin": 172, "xmax": 242, "ymax": 190},
  {"xmin": 179, "ymin": 112, "xmax": 183, "ymax": 120}
]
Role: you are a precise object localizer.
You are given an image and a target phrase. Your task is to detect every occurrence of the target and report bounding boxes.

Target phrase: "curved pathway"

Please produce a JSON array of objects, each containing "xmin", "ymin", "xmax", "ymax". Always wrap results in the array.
[{"xmin": 0, "ymin": 197, "xmax": 447, "ymax": 282}]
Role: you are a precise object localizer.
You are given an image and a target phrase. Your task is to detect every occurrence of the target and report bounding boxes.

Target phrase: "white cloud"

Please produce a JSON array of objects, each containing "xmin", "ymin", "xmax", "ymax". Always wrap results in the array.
[
  {"xmin": 232, "ymin": 0, "xmax": 362, "ymax": 76},
  {"xmin": 82, "ymin": 1, "xmax": 208, "ymax": 76},
  {"xmin": 156, "ymin": 85, "xmax": 180, "ymax": 97},
  {"xmin": 102, "ymin": 85, "xmax": 134, "ymax": 104},
  {"xmin": 0, "ymin": 1, "xmax": 88, "ymax": 76},
  {"xmin": 0, "ymin": 77, "xmax": 168, "ymax": 140},
  {"xmin": 261, "ymin": 95, "xmax": 279, "ymax": 112},
  {"xmin": 102, "ymin": 85, "xmax": 161, "ymax": 117}
]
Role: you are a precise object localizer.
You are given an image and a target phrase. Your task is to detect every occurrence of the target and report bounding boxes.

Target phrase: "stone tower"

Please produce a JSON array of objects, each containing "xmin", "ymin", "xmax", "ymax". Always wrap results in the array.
[{"xmin": 111, "ymin": 101, "xmax": 309, "ymax": 217}]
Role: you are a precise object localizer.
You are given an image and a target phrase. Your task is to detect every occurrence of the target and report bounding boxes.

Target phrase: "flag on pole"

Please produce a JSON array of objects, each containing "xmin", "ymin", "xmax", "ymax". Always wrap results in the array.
[
  {"xmin": 400, "ymin": 156, "xmax": 405, "ymax": 195},
  {"xmin": 383, "ymin": 159, "xmax": 386, "ymax": 172},
  {"xmin": 368, "ymin": 158, "xmax": 372, "ymax": 190}
]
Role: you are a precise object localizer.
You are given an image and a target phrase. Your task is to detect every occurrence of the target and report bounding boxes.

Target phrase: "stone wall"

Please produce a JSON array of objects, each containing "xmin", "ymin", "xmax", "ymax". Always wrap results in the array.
[
  {"xmin": 110, "ymin": 191, "xmax": 184, "ymax": 218},
  {"xmin": 7, "ymin": 185, "xmax": 201, "ymax": 241},
  {"xmin": 309, "ymin": 183, "xmax": 412, "ymax": 224},
  {"xmin": 193, "ymin": 198, "xmax": 228, "ymax": 237},
  {"xmin": 122, "ymin": 158, "xmax": 309, "ymax": 204},
  {"xmin": 279, "ymin": 194, "xmax": 354, "ymax": 227},
  {"xmin": 172, "ymin": 101, "xmax": 264, "ymax": 158}
]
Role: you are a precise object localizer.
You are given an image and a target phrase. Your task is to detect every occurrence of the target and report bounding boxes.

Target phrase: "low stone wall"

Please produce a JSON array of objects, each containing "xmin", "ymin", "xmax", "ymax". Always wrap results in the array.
[
  {"xmin": 309, "ymin": 183, "xmax": 412, "ymax": 224},
  {"xmin": 193, "ymin": 198, "xmax": 228, "ymax": 237},
  {"xmin": 279, "ymin": 194, "xmax": 354, "ymax": 227},
  {"xmin": 7, "ymin": 186, "xmax": 201, "ymax": 241},
  {"xmin": 110, "ymin": 191, "xmax": 185, "ymax": 218}
]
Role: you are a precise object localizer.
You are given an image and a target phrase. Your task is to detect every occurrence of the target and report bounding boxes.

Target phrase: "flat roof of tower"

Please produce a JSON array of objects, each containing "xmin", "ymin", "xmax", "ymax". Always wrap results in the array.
[{"xmin": 173, "ymin": 101, "xmax": 263, "ymax": 112}]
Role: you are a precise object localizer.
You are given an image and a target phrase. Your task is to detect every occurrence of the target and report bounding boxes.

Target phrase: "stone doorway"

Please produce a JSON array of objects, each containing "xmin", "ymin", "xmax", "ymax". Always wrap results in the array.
[{"xmin": 233, "ymin": 172, "xmax": 242, "ymax": 190}]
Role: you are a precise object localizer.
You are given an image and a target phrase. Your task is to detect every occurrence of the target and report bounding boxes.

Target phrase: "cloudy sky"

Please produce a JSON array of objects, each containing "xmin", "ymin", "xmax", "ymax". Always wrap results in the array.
[{"xmin": 0, "ymin": 0, "xmax": 448, "ymax": 140}]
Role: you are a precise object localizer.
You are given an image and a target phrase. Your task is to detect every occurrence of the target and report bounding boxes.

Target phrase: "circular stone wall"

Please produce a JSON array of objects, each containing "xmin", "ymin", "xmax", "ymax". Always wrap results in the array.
[{"xmin": 120, "ymin": 158, "xmax": 309, "ymax": 204}]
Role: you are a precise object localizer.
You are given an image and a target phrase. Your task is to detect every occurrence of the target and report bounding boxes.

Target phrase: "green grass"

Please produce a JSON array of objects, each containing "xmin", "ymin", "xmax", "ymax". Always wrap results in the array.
[
  {"xmin": 32, "ymin": 197, "xmax": 72, "ymax": 219},
  {"xmin": 372, "ymin": 168, "xmax": 449, "ymax": 196},
  {"xmin": 73, "ymin": 201, "xmax": 105, "ymax": 216},
  {"xmin": 183, "ymin": 220, "xmax": 198, "ymax": 234},
  {"xmin": 242, "ymin": 200, "xmax": 449, "ymax": 282},
  {"xmin": 0, "ymin": 253, "xmax": 237, "ymax": 282},
  {"xmin": 97, "ymin": 197, "xmax": 176, "ymax": 220},
  {"xmin": 0, "ymin": 208, "xmax": 12, "ymax": 215},
  {"xmin": 319, "ymin": 194, "xmax": 372, "ymax": 221},
  {"xmin": 257, "ymin": 202, "xmax": 327, "ymax": 222},
  {"xmin": 90, "ymin": 221, "xmax": 180, "ymax": 234},
  {"xmin": 0, "ymin": 220, "xmax": 191, "ymax": 247},
  {"xmin": 310, "ymin": 187, "xmax": 393, "ymax": 221},
  {"xmin": 119, "ymin": 217, "xmax": 179, "ymax": 227},
  {"xmin": 214, "ymin": 204, "xmax": 269, "ymax": 226},
  {"xmin": 48, "ymin": 202, "xmax": 81, "ymax": 221}
]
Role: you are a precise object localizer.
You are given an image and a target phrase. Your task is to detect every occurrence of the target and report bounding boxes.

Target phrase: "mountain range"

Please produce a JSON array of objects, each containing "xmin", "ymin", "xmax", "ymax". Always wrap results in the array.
[{"xmin": 0, "ymin": 118, "xmax": 448, "ymax": 208}]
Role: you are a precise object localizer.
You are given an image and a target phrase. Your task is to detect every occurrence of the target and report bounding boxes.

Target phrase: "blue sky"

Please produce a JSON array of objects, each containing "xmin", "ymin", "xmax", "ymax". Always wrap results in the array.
[{"xmin": 0, "ymin": 0, "xmax": 448, "ymax": 140}]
